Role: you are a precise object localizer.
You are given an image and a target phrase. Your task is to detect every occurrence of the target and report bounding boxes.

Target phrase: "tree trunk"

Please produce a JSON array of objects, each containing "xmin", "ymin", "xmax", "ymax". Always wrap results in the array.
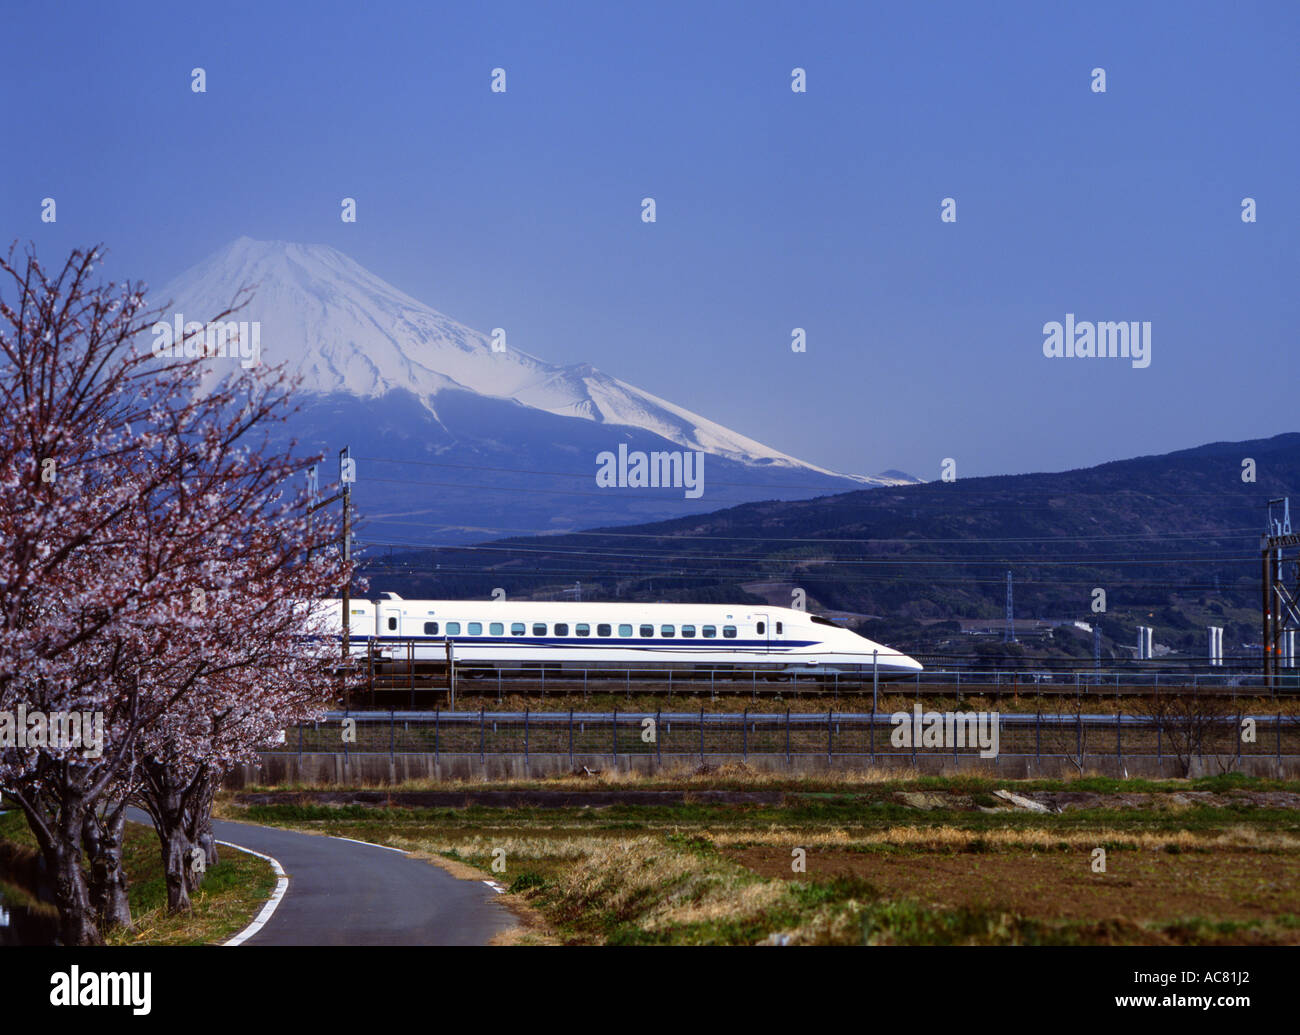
[
  {"xmin": 141, "ymin": 760, "xmax": 223, "ymax": 906},
  {"xmin": 83, "ymin": 807, "xmax": 133, "ymax": 931},
  {"xmin": 189, "ymin": 773, "xmax": 220, "ymax": 873},
  {"xmin": 48, "ymin": 803, "xmax": 103, "ymax": 946},
  {"xmin": 198, "ymin": 824, "xmax": 220, "ymax": 870},
  {"xmin": 162, "ymin": 825, "xmax": 193, "ymax": 913},
  {"xmin": 145, "ymin": 781, "xmax": 195, "ymax": 913}
]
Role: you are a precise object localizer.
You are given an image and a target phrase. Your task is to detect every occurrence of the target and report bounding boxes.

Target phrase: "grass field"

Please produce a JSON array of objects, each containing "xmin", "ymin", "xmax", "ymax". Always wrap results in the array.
[
  {"xmin": 0, "ymin": 809, "xmax": 276, "ymax": 946},
  {"xmin": 219, "ymin": 768, "xmax": 1300, "ymax": 946}
]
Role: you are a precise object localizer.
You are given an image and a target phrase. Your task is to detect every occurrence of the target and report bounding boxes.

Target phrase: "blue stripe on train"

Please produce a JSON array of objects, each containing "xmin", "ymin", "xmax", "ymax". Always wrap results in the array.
[{"xmin": 349, "ymin": 635, "xmax": 818, "ymax": 650}]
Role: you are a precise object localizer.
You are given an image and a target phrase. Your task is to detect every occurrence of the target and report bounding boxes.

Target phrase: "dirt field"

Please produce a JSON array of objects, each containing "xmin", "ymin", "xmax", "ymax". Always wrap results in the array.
[{"xmin": 724, "ymin": 846, "xmax": 1300, "ymax": 928}]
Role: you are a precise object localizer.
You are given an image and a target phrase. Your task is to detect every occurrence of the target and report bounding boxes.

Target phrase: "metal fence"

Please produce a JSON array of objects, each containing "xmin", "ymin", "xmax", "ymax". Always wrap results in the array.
[{"xmin": 278, "ymin": 709, "xmax": 1300, "ymax": 765}]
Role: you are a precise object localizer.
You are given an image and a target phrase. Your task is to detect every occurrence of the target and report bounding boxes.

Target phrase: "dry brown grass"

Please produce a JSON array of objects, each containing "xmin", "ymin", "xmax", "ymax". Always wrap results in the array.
[
  {"xmin": 230, "ymin": 760, "xmax": 922, "ymax": 794},
  {"xmin": 702, "ymin": 823, "xmax": 1300, "ymax": 853},
  {"xmin": 488, "ymin": 924, "xmax": 558, "ymax": 946},
  {"xmin": 392, "ymin": 830, "xmax": 788, "ymax": 941},
  {"xmin": 542, "ymin": 835, "xmax": 785, "ymax": 937}
]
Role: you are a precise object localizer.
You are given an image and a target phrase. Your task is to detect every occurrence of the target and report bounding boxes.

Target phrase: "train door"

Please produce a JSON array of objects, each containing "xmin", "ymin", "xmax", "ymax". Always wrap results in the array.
[
  {"xmin": 754, "ymin": 613, "xmax": 770, "ymax": 652},
  {"xmin": 381, "ymin": 604, "xmax": 402, "ymax": 640}
]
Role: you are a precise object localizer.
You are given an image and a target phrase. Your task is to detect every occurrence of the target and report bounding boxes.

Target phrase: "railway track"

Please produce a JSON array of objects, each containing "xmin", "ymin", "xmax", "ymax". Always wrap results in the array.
[{"xmin": 344, "ymin": 659, "xmax": 1300, "ymax": 706}]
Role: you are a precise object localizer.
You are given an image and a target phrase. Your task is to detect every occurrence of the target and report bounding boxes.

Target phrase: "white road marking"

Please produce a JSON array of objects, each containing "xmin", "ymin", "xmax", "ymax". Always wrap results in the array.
[
  {"xmin": 483, "ymin": 880, "xmax": 505, "ymax": 894},
  {"xmin": 330, "ymin": 835, "xmax": 408, "ymax": 854},
  {"xmin": 218, "ymin": 840, "xmax": 289, "ymax": 946}
]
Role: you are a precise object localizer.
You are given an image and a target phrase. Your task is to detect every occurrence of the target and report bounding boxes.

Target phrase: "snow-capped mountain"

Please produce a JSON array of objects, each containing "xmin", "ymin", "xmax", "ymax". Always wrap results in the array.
[{"xmin": 154, "ymin": 238, "xmax": 914, "ymax": 545}]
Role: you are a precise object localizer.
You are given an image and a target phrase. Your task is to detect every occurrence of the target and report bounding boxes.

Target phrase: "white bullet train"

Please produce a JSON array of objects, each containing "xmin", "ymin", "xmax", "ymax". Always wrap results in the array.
[{"xmin": 317, "ymin": 594, "xmax": 922, "ymax": 676}]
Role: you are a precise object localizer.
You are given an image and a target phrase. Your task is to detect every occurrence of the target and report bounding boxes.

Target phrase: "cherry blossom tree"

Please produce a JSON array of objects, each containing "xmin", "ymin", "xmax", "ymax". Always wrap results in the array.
[
  {"xmin": 131, "ymin": 534, "xmax": 343, "ymax": 913},
  {"xmin": 0, "ymin": 243, "xmax": 348, "ymax": 942}
]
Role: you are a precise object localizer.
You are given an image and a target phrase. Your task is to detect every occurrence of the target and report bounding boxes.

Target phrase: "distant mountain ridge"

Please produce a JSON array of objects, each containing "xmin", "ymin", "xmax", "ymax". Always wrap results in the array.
[{"xmin": 365, "ymin": 432, "xmax": 1300, "ymax": 663}]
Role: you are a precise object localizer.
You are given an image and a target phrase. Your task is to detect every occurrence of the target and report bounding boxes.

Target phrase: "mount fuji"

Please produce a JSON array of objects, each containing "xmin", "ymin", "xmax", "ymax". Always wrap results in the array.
[{"xmin": 156, "ymin": 238, "xmax": 914, "ymax": 547}]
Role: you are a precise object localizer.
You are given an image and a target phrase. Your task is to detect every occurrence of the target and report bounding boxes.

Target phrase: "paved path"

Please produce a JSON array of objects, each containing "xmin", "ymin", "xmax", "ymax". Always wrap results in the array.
[{"xmin": 127, "ymin": 809, "xmax": 515, "ymax": 945}]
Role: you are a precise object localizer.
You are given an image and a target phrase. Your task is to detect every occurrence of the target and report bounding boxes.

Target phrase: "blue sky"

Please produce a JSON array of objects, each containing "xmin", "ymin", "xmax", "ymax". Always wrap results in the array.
[{"xmin": 3, "ymin": 0, "xmax": 1296, "ymax": 481}]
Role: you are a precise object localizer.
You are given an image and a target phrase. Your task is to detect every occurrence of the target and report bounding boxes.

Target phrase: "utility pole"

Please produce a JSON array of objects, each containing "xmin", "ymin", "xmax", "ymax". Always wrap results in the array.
[
  {"xmin": 305, "ymin": 465, "xmax": 319, "ymax": 558},
  {"xmin": 1263, "ymin": 542, "xmax": 1272, "ymax": 685},
  {"xmin": 872, "ymin": 649, "xmax": 878, "ymax": 714},
  {"xmin": 1005, "ymin": 571, "xmax": 1015, "ymax": 644},
  {"xmin": 310, "ymin": 448, "xmax": 354, "ymax": 710},
  {"xmin": 340, "ymin": 447, "xmax": 354, "ymax": 710},
  {"xmin": 445, "ymin": 636, "xmax": 455, "ymax": 709},
  {"xmin": 1261, "ymin": 498, "xmax": 1300, "ymax": 692}
]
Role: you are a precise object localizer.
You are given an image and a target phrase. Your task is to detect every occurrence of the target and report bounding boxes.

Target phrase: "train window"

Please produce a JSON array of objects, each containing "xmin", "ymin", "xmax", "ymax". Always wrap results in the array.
[
  {"xmin": 555, "ymin": 623, "xmax": 568, "ymax": 635},
  {"xmin": 512, "ymin": 623, "xmax": 526, "ymax": 636},
  {"xmin": 681, "ymin": 625, "xmax": 696, "ymax": 638},
  {"xmin": 756, "ymin": 622, "xmax": 765, "ymax": 635},
  {"xmin": 776, "ymin": 622, "xmax": 783, "ymax": 634},
  {"xmin": 597, "ymin": 624, "xmax": 611, "ymax": 637},
  {"xmin": 533, "ymin": 623, "xmax": 547, "ymax": 636},
  {"xmin": 489, "ymin": 622, "xmax": 504, "ymax": 636},
  {"xmin": 661, "ymin": 625, "xmax": 675, "ymax": 637},
  {"xmin": 576, "ymin": 623, "xmax": 590, "ymax": 636},
  {"xmin": 618, "ymin": 624, "xmax": 633, "ymax": 637},
  {"xmin": 702, "ymin": 625, "xmax": 716, "ymax": 638},
  {"xmin": 640, "ymin": 624, "xmax": 654, "ymax": 637},
  {"xmin": 723, "ymin": 625, "xmax": 737, "ymax": 638},
  {"xmin": 387, "ymin": 617, "xmax": 398, "ymax": 631},
  {"xmin": 424, "ymin": 621, "xmax": 439, "ymax": 635},
  {"xmin": 446, "ymin": 622, "xmax": 461, "ymax": 635},
  {"xmin": 468, "ymin": 622, "xmax": 482, "ymax": 635}
]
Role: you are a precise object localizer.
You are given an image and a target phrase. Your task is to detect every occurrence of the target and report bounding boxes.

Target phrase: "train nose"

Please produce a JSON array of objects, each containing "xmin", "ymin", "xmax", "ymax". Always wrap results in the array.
[{"xmin": 899, "ymin": 653, "xmax": 923, "ymax": 673}]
